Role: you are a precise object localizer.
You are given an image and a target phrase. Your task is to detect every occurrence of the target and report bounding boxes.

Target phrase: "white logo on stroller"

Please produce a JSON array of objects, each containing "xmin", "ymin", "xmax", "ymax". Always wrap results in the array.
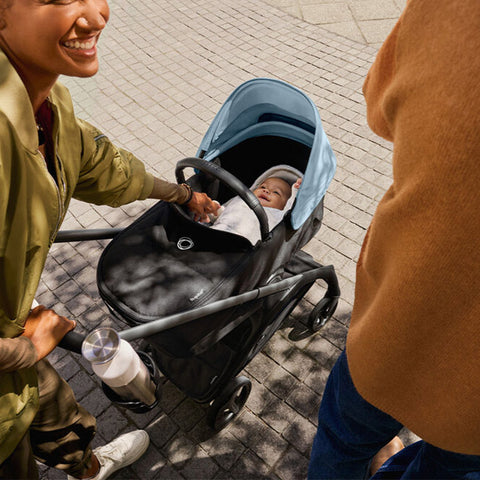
[
  {"xmin": 177, "ymin": 237, "xmax": 194, "ymax": 250},
  {"xmin": 189, "ymin": 289, "xmax": 205, "ymax": 302}
]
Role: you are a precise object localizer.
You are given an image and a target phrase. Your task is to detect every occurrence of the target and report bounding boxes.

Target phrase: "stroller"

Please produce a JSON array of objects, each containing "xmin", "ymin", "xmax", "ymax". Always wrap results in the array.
[{"xmin": 62, "ymin": 78, "xmax": 340, "ymax": 430}]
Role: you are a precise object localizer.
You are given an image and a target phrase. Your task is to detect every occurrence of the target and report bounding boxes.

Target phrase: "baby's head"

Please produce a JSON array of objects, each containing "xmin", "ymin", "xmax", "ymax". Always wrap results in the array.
[{"xmin": 253, "ymin": 177, "xmax": 292, "ymax": 210}]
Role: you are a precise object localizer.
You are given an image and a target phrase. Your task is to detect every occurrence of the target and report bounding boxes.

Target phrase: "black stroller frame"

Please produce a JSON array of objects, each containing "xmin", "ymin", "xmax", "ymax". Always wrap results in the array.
[
  {"xmin": 58, "ymin": 154, "xmax": 340, "ymax": 430},
  {"xmin": 59, "ymin": 227, "xmax": 339, "ymax": 429},
  {"xmin": 57, "ymin": 78, "xmax": 341, "ymax": 430}
]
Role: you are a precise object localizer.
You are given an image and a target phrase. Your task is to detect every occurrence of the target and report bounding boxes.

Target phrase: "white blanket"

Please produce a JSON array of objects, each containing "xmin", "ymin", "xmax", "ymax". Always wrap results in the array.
[
  {"xmin": 211, "ymin": 164, "xmax": 303, "ymax": 245},
  {"xmin": 211, "ymin": 196, "xmax": 285, "ymax": 245}
]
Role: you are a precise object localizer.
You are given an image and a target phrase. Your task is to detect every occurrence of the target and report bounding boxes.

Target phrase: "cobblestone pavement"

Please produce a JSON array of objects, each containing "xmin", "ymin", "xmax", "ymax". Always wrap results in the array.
[
  {"xmin": 265, "ymin": 0, "xmax": 407, "ymax": 47},
  {"xmin": 36, "ymin": 0, "xmax": 414, "ymax": 478}
]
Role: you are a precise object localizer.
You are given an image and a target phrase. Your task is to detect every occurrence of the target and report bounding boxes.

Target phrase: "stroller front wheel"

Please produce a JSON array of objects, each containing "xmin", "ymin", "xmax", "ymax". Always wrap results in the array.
[
  {"xmin": 207, "ymin": 376, "xmax": 252, "ymax": 431},
  {"xmin": 308, "ymin": 297, "xmax": 338, "ymax": 332}
]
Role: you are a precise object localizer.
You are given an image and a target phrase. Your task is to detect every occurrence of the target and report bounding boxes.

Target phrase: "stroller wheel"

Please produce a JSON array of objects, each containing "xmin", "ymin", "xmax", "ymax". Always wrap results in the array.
[
  {"xmin": 308, "ymin": 297, "xmax": 338, "ymax": 332},
  {"xmin": 207, "ymin": 376, "xmax": 252, "ymax": 431}
]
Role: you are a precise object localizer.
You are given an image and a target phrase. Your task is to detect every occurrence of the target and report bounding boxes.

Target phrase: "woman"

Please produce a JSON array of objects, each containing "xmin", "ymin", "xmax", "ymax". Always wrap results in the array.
[{"xmin": 0, "ymin": 0, "xmax": 218, "ymax": 478}]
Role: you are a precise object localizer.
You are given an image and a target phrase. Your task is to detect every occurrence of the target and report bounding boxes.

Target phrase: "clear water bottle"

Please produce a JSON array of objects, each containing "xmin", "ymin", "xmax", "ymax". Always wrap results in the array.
[{"xmin": 82, "ymin": 327, "xmax": 157, "ymax": 406}]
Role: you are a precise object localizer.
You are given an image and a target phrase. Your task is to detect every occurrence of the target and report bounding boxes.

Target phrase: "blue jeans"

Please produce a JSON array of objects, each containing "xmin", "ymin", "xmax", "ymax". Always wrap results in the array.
[{"xmin": 308, "ymin": 351, "xmax": 480, "ymax": 479}]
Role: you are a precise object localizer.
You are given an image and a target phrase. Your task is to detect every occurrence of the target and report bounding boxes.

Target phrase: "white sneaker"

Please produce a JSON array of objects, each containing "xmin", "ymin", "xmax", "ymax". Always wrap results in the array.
[{"xmin": 67, "ymin": 430, "xmax": 149, "ymax": 480}]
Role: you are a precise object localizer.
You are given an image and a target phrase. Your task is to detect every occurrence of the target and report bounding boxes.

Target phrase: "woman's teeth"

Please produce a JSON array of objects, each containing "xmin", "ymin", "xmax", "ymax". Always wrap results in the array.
[{"xmin": 64, "ymin": 39, "xmax": 95, "ymax": 49}]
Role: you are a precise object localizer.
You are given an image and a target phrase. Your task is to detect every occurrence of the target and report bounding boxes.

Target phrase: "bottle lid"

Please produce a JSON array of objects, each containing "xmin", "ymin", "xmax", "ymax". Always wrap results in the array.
[{"xmin": 82, "ymin": 327, "xmax": 120, "ymax": 364}]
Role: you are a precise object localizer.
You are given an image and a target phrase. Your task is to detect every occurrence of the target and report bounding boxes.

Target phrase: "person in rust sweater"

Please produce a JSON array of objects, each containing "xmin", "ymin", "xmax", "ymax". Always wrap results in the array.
[{"xmin": 308, "ymin": 0, "xmax": 480, "ymax": 478}]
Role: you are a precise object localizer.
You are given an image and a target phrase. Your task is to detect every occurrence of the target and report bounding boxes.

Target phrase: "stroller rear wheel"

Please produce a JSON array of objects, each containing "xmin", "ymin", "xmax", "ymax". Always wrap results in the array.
[
  {"xmin": 308, "ymin": 297, "xmax": 338, "ymax": 332},
  {"xmin": 207, "ymin": 376, "xmax": 252, "ymax": 431}
]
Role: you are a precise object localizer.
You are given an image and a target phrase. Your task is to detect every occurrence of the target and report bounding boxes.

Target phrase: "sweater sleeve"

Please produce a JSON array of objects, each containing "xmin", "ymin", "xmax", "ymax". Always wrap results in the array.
[
  {"xmin": 362, "ymin": 15, "xmax": 402, "ymax": 142},
  {"xmin": 150, "ymin": 177, "xmax": 192, "ymax": 204}
]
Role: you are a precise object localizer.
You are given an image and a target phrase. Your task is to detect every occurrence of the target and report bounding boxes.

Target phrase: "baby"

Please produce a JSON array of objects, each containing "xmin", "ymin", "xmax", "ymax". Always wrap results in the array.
[
  {"xmin": 252, "ymin": 177, "xmax": 293, "ymax": 210},
  {"xmin": 210, "ymin": 174, "xmax": 302, "ymax": 245}
]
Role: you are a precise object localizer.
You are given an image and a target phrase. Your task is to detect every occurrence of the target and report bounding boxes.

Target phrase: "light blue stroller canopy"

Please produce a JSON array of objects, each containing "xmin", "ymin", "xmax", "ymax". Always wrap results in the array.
[{"xmin": 197, "ymin": 78, "xmax": 336, "ymax": 230}]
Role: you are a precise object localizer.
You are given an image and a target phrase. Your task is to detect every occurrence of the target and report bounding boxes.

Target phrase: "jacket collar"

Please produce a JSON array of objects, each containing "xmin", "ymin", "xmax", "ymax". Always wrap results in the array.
[{"xmin": 0, "ymin": 50, "xmax": 40, "ymax": 153}]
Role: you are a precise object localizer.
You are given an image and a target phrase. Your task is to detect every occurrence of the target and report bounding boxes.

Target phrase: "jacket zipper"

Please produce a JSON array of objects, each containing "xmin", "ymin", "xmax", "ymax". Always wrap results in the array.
[
  {"xmin": 51, "ymin": 153, "xmax": 66, "ymax": 245},
  {"xmin": 37, "ymin": 148, "xmax": 64, "ymax": 246}
]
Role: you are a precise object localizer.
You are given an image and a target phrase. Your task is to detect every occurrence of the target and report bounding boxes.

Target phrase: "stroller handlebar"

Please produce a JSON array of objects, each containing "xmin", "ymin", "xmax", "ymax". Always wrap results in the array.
[
  {"xmin": 54, "ymin": 228, "xmax": 123, "ymax": 243},
  {"xmin": 175, "ymin": 157, "xmax": 271, "ymax": 242},
  {"xmin": 58, "ymin": 266, "xmax": 340, "ymax": 353},
  {"xmin": 58, "ymin": 330, "xmax": 84, "ymax": 354},
  {"xmin": 118, "ymin": 265, "xmax": 339, "ymax": 343}
]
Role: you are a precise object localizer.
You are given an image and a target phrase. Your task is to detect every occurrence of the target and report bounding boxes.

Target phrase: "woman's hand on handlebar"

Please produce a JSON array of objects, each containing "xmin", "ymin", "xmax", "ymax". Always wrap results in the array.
[
  {"xmin": 187, "ymin": 192, "xmax": 220, "ymax": 222},
  {"xmin": 22, "ymin": 305, "xmax": 77, "ymax": 361}
]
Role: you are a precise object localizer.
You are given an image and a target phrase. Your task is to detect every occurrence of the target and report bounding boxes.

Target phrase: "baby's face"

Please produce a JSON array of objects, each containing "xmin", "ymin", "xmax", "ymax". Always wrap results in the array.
[{"xmin": 253, "ymin": 177, "xmax": 291, "ymax": 210}]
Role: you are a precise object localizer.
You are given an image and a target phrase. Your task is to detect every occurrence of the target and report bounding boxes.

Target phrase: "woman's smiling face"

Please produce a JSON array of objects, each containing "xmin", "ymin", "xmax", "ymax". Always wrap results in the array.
[{"xmin": 0, "ymin": 0, "xmax": 110, "ymax": 85}]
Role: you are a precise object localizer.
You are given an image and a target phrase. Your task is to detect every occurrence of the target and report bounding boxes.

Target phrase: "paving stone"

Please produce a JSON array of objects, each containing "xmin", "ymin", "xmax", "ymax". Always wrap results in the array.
[
  {"xmin": 263, "ymin": 364, "xmax": 298, "ymax": 399},
  {"xmin": 262, "ymin": 334, "xmax": 295, "ymax": 364},
  {"xmin": 244, "ymin": 377, "xmax": 278, "ymax": 415},
  {"xmin": 154, "ymin": 464, "xmax": 185, "ymax": 480},
  {"xmin": 49, "ymin": 242, "xmax": 78, "ymax": 265},
  {"xmin": 281, "ymin": 347, "xmax": 318, "ymax": 380},
  {"xmin": 96, "ymin": 406, "xmax": 129, "ymax": 439},
  {"xmin": 319, "ymin": 317, "xmax": 349, "ymax": 350},
  {"xmin": 65, "ymin": 292, "xmax": 96, "ymax": 318},
  {"xmin": 198, "ymin": 430, "xmax": 247, "ymax": 471},
  {"xmin": 107, "ymin": 466, "xmax": 140, "ymax": 480},
  {"xmin": 283, "ymin": 415, "xmax": 318, "ymax": 455},
  {"xmin": 229, "ymin": 449, "xmax": 273, "ymax": 479},
  {"xmin": 169, "ymin": 397, "xmax": 207, "ymax": 432},
  {"xmin": 213, "ymin": 470, "xmax": 235, "ymax": 480},
  {"xmin": 126, "ymin": 404, "xmax": 165, "ymax": 430},
  {"xmin": 259, "ymin": 396, "xmax": 299, "ymax": 434},
  {"xmin": 146, "ymin": 413, "xmax": 180, "ymax": 448},
  {"xmin": 232, "ymin": 411, "xmax": 289, "ymax": 468},
  {"xmin": 303, "ymin": 335, "xmax": 340, "ymax": 368},
  {"xmin": 67, "ymin": 369, "xmax": 98, "ymax": 401},
  {"xmin": 304, "ymin": 363, "xmax": 333, "ymax": 396},
  {"xmin": 46, "ymin": 346, "xmax": 69, "ymax": 365},
  {"xmin": 53, "ymin": 352, "xmax": 82, "ymax": 381},
  {"xmin": 159, "ymin": 381, "xmax": 188, "ymax": 415},
  {"xmin": 245, "ymin": 350, "xmax": 280, "ymax": 384},
  {"xmin": 161, "ymin": 434, "xmax": 198, "ymax": 470},
  {"xmin": 285, "ymin": 382, "xmax": 320, "ymax": 420},
  {"xmin": 81, "ymin": 388, "xmax": 112, "ymax": 418},
  {"xmin": 273, "ymin": 445, "xmax": 310, "ymax": 479},
  {"xmin": 349, "ymin": 0, "xmax": 401, "ymax": 21},
  {"xmin": 39, "ymin": 465, "xmax": 64, "ymax": 480},
  {"xmin": 80, "ymin": 304, "xmax": 113, "ymax": 331},
  {"xmin": 180, "ymin": 447, "xmax": 220, "ymax": 480},
  {"xmin": 131, "ymin": 446, "xmax": 167, "ymax": 480},
  {"xmin": 358, "ymin": 17, "xmax": 399, "ymax": 44},
  {"xmin": 41, "ymin": 264, "xmax": 71, "ymax": 291}
]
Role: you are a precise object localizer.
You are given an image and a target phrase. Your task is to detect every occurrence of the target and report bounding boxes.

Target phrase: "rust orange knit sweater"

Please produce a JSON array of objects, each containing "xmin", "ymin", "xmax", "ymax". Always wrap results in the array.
[{"xmin": 346, "ymin": 0, "xmax": 480, "ymax": 455}]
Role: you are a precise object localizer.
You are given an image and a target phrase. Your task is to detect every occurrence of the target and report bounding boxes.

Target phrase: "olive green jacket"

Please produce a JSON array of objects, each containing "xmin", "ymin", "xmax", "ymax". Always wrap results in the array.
[{"xmin": 0, "ymin": 51, "xmax": 154, "ymax": 462}]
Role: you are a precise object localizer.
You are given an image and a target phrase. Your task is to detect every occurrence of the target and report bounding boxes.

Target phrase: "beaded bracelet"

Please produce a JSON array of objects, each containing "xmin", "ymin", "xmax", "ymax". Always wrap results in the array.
[{"xmin": 181, "ymin": 183, "xmax": 193, "ymax": 205}]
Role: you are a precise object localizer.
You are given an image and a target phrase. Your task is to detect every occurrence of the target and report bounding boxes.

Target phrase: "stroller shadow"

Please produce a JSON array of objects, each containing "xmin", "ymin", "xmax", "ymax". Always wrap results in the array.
[
  {"xmin": 283, "ymin": 297, "xmax": 350, "ymax": 346},
  {"xmin": 281, "ymin": 300, "xmax": 316, "ymax": 342},
  {"xmin": 288, "ymin": 324, "xmax": 315, "ymax": 342}
]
